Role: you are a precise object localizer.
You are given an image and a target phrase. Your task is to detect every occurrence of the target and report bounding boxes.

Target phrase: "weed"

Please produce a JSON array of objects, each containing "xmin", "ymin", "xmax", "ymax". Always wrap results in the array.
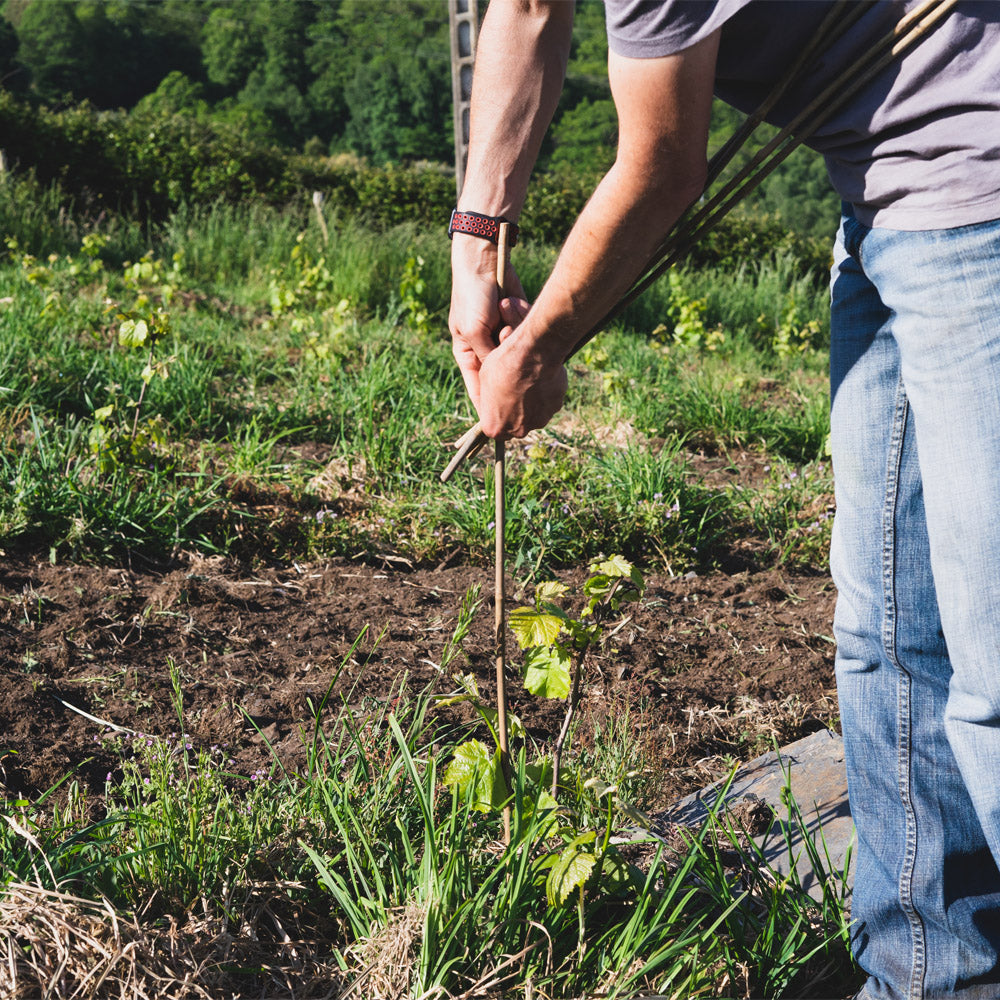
[
  {"xmin": 0, "ymin": 196, "xmax": 834, "ymax": 573},
  {"xmin": 398, "ymin": 251, "xmax": 436, "ymax": 337}
]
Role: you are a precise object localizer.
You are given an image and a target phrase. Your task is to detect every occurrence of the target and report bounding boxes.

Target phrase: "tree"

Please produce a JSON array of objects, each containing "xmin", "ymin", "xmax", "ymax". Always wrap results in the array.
[
  {"xmin": 16, "ymin": 0, "xmax": 88, "ymax": 102},
  {"xmin": 0, "ymin": 16, "xmax": 25, "ymax": 93},
  {"xmin": 234, "ymin": 1, "xmax": 316, "ymax": 147},
  {"xmin": 312, "ymin": 0, "xmax": 449, "ymax": 161},
  {"xmin": 342, "ymin": 46, "xmax": 450, "ymax": 164},
  {"xmin": 304, "ymin": 0, "xmax": 348, "ymax": 145},
  {"xmin": 201, "ymin": 5, "xmax": 263, "ymax": 94},
  {"xmin": 569, "ymin": 0, "xmax": 609, "ymax": 77},
  {"xmin": 16, "ymin": 0, "xmax": 202, "ymax": 109},
  {"xmin": 132, "ymin": 69, "xmax": 208, "ymax": 118}
]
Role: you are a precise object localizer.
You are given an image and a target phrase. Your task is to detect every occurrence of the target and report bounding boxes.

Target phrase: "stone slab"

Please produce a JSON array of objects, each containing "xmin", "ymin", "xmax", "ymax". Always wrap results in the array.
[{"xmin": 658, "ymin": 728, "xmax": 854, "ymax": 900}]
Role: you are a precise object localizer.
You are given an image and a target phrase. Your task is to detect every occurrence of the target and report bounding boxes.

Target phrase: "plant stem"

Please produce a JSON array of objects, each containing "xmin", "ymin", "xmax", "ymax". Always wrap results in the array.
[
  {"xmin": 495, "ymin": 222, "xmax": 512, "ymax": 845},
  {"xmin": 131, "ymin": 346, "xmax": 154, "ymax": 440},
  {"xmin": 550, "ymin": 577, "xmax": 624, "ymax": 797},
  {"xmin": 551, "ymin": 646, "xmax": 586, "ymax": 798}
]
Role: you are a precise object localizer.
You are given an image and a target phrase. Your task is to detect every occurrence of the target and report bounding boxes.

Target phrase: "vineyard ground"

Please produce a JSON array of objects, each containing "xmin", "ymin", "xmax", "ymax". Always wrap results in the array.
[{"xmin": 0, "ymin": 552, "xmax": 838, "ymax": 812}]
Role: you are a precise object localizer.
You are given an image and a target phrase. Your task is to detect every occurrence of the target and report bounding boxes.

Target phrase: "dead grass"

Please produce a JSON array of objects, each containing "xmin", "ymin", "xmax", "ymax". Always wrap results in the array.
[
  {"xmin": 0, "ymin": 882, "xmax": 345, "ymax": 999},
  {"xmin": 345, "ymin": 902, "xmax": 425, "ymax": 1000}
]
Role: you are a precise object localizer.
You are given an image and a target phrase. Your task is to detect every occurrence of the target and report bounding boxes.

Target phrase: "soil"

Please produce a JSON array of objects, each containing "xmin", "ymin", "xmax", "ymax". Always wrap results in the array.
[{"xmin": 0, "ymin": 551, "xmax": 838, "ymax": 810}]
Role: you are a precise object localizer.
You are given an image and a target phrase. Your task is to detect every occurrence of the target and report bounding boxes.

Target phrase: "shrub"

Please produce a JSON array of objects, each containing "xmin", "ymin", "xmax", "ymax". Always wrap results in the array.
[{"xmin": 0, "ymin": 94, "xmax": 830, "ymax": 279}]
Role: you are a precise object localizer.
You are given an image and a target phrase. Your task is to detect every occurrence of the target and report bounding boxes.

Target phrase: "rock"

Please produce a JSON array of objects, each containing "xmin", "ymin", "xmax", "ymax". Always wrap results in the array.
[{"xmin": 657, "ymin": 728, "xmax": 853, "ymax": 901}]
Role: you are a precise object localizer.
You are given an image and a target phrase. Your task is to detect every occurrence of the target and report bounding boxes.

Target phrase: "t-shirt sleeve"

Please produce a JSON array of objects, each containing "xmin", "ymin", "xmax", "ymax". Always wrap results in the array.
[{"xmin": 606, "ymin": 0, "xmax": 753, "ymax": 58}]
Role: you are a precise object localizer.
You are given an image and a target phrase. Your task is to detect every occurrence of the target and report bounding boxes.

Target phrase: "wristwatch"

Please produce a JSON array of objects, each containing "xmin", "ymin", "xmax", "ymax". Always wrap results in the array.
[{"xmin": 448, "ymin": 209, "xmax": 519, "ymax": 247}]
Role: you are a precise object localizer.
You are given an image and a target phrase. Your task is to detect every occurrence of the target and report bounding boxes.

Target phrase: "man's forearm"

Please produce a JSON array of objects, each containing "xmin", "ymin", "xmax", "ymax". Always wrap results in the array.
[
  {"xmin": 472, "ymin": 36, "xmax": 720, "ymax": 440},
  {"xmin": 452, "ymin": 15, "xmax": 720, "ymax": 442},
  {"xmin": 516, "ymin": 162, "xmax": 703, "ymax": 364},
  {"xmin": 448, "ymin": 2, "xmax": 574, "ymax": 410},
  {"xmin": 458, "ymin": 1, "xmax": 573, "ymax": 217},
  {"xmin": 500, "ymin": 38, "xmax": 719, "ymax": 366},
  {"xmin": 471, "ymin": 158, "xmax": 701, "ymax": 439}
]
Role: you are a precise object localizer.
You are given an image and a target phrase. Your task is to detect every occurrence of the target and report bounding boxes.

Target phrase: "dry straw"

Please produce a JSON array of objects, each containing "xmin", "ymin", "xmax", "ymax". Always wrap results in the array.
[{"xmin": 0, "ymin": 882, "xmax": 345, "ymax": 1000}]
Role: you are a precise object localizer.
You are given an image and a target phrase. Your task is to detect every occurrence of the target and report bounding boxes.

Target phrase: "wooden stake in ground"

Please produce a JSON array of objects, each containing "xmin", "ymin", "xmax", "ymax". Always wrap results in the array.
[{"xmin": 495, "ymin": 221, "xmax": 512, "ymax": 846}]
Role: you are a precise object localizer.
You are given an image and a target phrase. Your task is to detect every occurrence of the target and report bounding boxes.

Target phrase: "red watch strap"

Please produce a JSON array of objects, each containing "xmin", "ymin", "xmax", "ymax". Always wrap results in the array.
[{"xmin": 448, "ymin": 209, "xmax": 519, "ymax": 246}]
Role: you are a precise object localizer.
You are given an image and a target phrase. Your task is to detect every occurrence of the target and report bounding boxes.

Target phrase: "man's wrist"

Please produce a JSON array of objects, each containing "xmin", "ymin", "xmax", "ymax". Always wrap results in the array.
[
  {"xmin": 506, "ymin": 314, "xmax": 571, "ymax": 369},
  {"xmin": 451, "ymin": 229, "xmax": 499, "ymax": 273}
]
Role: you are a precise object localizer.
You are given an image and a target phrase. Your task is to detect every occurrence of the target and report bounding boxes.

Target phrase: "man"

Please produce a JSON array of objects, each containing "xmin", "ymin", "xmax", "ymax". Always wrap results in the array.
[{"xmin": 449, "ymin": 2, "xmax": 1000, "ymax": 997}]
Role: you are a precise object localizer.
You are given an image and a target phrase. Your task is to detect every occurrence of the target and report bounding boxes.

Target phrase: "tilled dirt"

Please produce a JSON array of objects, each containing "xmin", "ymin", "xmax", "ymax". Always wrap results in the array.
[{"xmin": 0, "ymin": 551, "xmax": 838, "ymax": 809}]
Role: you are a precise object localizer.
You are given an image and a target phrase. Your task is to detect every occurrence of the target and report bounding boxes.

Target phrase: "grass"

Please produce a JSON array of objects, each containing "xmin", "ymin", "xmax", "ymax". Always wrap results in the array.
[
  {"xmin": 0, "ymin": 181, "xmax": 850, "ymax": 995},
  {"xmin": 0, "ymin": 181, "xmax": 833, "ymax": 574},
  {"xmin": 0, "ymin": 665, "xmax": 859, "ymax": 1000}
]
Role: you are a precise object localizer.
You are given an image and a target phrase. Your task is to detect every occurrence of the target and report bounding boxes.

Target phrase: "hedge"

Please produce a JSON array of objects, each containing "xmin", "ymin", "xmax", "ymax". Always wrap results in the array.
[{"xmin": 0, "ymin": 92, "xmax": 829, "ymax": 276}]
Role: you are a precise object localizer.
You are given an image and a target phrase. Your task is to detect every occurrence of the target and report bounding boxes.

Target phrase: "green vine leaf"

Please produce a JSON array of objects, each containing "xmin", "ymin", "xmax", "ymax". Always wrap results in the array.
[
  {"xmin": 535, "ymin": 580, "xmax": 569, "ymax": 604},
  {"xmin": 565, "ymin": 618, "xmax": 600, "ymax": 648},
  {"xmin": 436, "ymin": 680, "xmax": 524, "ymax": 738},
  {"xmin": 523, "ymin": 643, "xmax": 572, "ymax": 699},
  {"xmin": 592, "ymin": 555, "xmax": 635, "ymax": 579},
  {"xmin": 522, "ymin": 786, "xmax": 561, "ymax": 840},
  {"xmin": 509, "ymin": 607, "xmax": 563, "ymax": 649},
  {"xmin": 443, "ymin": 739, "xmax": 508, "ymax": 813},
  {"xmin": 583, "ymin": 556, "xmax": 645, "ymax": 614},
  {"xmin": 118, "ymin": 318, "xmax": 149, "ymax": 349},
  {"xmin": 582, "ymin": 776, "xmax": 617, "ymax": 799},
  {"xmin": 599, "ymin": 848, "xmax": 644, "ymax": 896},
  {"xmin": 546, "ymin": 831, "xmax": 597, "ymax": 906},
  {"xmin": 478, "ymin": 705, "xmax": 526, "ymax": 739}
]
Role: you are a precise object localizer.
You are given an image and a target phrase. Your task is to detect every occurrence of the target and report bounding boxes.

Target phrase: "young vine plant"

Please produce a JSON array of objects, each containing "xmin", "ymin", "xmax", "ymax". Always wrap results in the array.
[{"xmin": 443, "ymin": 555, "xmax": 648, "ymax": 908}]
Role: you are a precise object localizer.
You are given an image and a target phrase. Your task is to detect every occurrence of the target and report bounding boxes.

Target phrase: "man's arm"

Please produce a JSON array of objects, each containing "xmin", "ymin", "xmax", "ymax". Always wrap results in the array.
[
  {"xmin": 473, "ymin": 32, "xmax": 721, "ymax": 439},
  {"xmin": 448, "ymin": 1, "xmax": 574, "ymax": 414}
]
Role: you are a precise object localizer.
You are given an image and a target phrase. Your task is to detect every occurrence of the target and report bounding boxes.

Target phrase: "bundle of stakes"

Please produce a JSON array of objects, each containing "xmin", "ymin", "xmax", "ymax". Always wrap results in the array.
[{"xmin": 442, "ymin": 0, "xmax": 958, "ymax": 848}]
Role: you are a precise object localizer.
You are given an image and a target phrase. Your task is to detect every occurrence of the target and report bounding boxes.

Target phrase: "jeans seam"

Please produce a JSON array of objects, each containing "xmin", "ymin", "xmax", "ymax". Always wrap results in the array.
[
  {"xmin": 844, "ymin": 214, "xmax": 868, "ymax": 262},
  {"xmin": 882, "ymin": 381, "xmax": 926, "ymax": 1000}
]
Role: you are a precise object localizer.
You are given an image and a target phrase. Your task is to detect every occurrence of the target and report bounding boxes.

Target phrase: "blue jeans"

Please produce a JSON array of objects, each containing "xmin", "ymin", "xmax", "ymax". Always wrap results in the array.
[{"xmin": 830, "ymin": 213, "xmax": 1000, "ymax": 999}]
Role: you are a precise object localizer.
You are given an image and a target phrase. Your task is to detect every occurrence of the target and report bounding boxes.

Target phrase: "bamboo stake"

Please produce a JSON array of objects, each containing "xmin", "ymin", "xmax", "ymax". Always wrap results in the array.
[
  {"xmin": 311, "ymin": 190, "xmax": 329, "ymax": 245},
  {"xmin": 639, "ymin": 0, "xmax": 957, "ymax": 294},
  {"xmin": 440, "ymin": 0, "xmax": 955, "ymax": 480},
  {"xmin": 495, "ymin": 221, "xmax": 512, "ymax": 846},
  {"xmin": 702, "ymin": 0, "xmax": 868, "ymax": 190}
]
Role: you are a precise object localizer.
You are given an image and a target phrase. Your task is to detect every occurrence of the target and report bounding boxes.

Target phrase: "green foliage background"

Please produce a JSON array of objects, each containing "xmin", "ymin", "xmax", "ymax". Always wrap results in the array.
[{"xmin": 0, "ymin": 0, "xmax": 839, "ymax": 242}]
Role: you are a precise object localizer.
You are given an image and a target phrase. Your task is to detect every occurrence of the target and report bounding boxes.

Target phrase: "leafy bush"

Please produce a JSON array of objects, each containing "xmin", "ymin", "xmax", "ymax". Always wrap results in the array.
[
  {"xmin": 0, "ymin": 94, "xmax": 830, "ymax": 281},
  {"xmin": 684, "ymin": 211, "xmax": 832, "ymax": 279}
]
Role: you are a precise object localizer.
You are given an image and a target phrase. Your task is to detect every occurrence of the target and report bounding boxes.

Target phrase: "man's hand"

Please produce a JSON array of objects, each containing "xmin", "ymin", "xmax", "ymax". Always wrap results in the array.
[
  {"xmin": 449, "ymin": 229, "xmax": 563, "ymax": 440},
  {"xmin": 446, "ymin": 1, "xmax": 573, "ymax": 432},
  {"xmin": 475, "ymin": 318, "xmax": 568, "ymax": 440},
  {"xmin": 448, "ymin": 234, "xmax": 528, "ymax": 412},
  {"xmin": 446, "ymin": 2, "xmax": 718, "ymax": 445}
]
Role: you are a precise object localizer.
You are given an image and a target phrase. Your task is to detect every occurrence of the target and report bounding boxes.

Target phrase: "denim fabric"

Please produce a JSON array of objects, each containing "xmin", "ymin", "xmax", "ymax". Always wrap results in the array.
[{"xmin": 830, "ymin": 214, "xmax": 1000, "ymax": 999}]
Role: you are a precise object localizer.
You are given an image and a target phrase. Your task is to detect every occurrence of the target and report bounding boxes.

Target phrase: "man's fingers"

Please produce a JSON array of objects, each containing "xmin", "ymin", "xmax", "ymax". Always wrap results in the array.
[
  {"xmin": 496, "ymin": 297, "xmax": 531, "ymax": 343},
  {"xmin": 499, "ymin": 296, "xmax": 531, "ymax": 328},
  {"xmin": 506, "ymin": 269, "xmax": 527, "ymax": 303},
  {"xmin": 452, "ymin": 314, "xmax": 499, "ymax": 362},
  {"xmin": 461, "ymin": 368, "xmax": 481, "ymax": 411},
  {"xmin": 451, "ymin": 339, "xmax": 482, "ymax": 410},
  {"xmin": 476, "ymin": 345, "xmax": 569, "ymax": 440}
]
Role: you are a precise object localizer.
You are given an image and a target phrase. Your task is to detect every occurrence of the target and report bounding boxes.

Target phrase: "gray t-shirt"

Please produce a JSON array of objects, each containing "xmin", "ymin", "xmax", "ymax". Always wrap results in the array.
[{"xmin": 605, "ymin": 0, "xmax": 1000, "ymax": 230}]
